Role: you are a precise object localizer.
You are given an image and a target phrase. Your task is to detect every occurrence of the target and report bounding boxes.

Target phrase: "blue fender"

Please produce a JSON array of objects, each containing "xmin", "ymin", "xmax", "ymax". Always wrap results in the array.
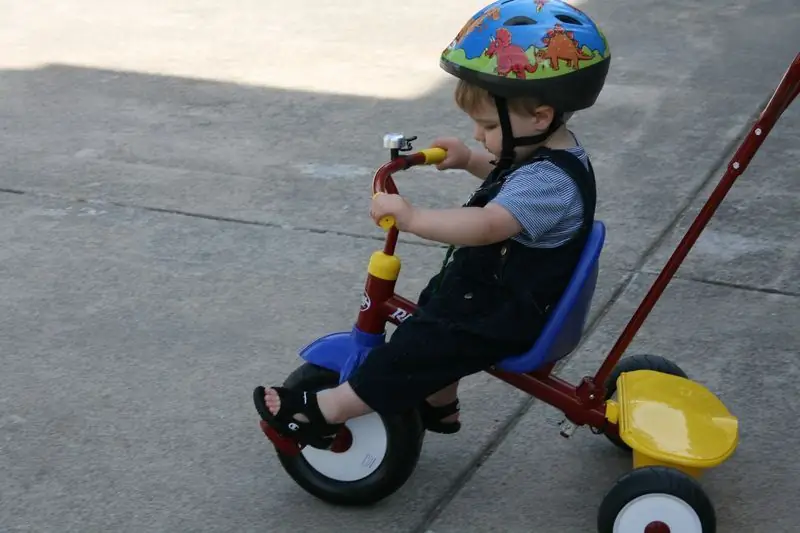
[{"xmin": 299, "ymin": 326, "xmax": 386, "ymax": 383}]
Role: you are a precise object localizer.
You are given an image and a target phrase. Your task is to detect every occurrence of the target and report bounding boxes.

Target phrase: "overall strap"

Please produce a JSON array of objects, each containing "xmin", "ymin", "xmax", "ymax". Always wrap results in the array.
[{"xmin": 463, "ymin": 166, "xmax": 514, "ymax": 208}]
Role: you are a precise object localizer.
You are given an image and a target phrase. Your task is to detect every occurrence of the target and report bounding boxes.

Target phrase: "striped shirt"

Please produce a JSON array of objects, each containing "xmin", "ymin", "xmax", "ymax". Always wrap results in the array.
[{"xmin": 491, "ymin": 144, "xmax": 588, "ymax": 249}]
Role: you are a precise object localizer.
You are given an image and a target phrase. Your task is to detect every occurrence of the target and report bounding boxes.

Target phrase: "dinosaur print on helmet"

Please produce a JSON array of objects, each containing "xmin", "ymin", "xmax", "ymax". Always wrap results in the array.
[{"xmin": 486, "ymin": 28, "xmax": 539, "ymax": 79}]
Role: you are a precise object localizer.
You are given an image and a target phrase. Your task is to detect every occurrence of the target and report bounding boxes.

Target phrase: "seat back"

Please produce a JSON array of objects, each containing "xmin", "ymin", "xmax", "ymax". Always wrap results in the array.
[{"xmin": 496, "ymin": 221, "xmax": 606, "ymax": 373}]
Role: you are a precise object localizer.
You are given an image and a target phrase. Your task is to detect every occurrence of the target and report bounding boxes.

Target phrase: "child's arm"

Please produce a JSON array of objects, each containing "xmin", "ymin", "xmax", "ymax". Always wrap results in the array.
[
  {"xmin": 408, "ymin": 204, "xmax": 521, "ymax": 246},
  {"xmin": 370, "ymin": 193, "xmax": 521, "ymax": 247}
]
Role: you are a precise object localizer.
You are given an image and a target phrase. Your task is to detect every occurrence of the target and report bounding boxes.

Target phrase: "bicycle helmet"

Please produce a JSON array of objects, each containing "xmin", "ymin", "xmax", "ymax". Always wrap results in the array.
[{"xmin": 440, "ymin": 0, "xmax": 610, "ymax": 167}]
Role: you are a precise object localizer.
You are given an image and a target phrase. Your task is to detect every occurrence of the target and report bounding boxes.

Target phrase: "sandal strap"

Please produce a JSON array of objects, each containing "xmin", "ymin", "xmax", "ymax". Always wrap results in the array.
[
  {"xmin": 253, "ymin": 386, "xmax": 342, "ymax": 447},
  {"xmin": 421, "ymin": 399, "xmax": 460, "ymax": 419}
]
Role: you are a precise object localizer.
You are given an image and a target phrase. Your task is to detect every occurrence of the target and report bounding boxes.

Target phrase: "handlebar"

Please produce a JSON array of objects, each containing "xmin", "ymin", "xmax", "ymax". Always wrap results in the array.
[{"xmin": 371, "ymin": 147, "xmax": 447, "ymax": 230}]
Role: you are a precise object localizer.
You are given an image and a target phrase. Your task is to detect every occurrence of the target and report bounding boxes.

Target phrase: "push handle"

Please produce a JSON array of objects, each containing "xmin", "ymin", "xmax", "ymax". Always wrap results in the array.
[
  {"xmin": 373, "ymin": 148, "xmax": 448, "ymax": 230},
  {"xmin": 594, "ymin": 52, "xmax": 800, "ymax": 391}
]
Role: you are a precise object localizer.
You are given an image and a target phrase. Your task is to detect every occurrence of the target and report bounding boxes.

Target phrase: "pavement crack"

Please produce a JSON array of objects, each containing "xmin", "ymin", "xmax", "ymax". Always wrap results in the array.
[
  {"xmin": 642, "ymin": 271, "xmax": 800, "ymax": 298},
  {"xmin": 410, "ymin": 394, "xmax": 537, "ymax": 533},
  {"xmin": 106, "ymin": 200, "xmax": 446, "ymax": 248},
  {"xmin": 0, "ymin": 186, "xmax": 447, "ymax": 250},
  {"xmin": 412, "ymin": 280, "xmax": 622, "ymax": 533}
]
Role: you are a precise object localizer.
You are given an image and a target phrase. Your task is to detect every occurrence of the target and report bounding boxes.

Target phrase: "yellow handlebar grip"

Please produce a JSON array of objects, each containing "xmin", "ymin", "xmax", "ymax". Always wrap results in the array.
[
  {"xmin": 378, "ymin": 215, "xmax": 396, "ymax": 230},
  {"xmin": 372, "ymin": 192, "xmax": 396, "ymax": 231},
  {"xmin": 421, "ymin": 147, "xmax": 447, "ymax": 165}
]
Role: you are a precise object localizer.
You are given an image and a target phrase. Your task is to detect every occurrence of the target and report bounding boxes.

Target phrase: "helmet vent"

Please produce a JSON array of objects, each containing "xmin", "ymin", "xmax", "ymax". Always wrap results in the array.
[
  {"xmin": 555, "ymin": 14, "xmax": 583, "ymax": 24},
  {"xmin": 504, "ymin": 16, "xmax": 537, "ymax": 26}
]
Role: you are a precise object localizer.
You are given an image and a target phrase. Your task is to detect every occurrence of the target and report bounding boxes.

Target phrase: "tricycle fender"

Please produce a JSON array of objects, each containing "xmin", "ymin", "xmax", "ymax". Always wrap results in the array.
[{"xmin": 299, "ymin": 326, "xmax": 387, "ymax": 383}]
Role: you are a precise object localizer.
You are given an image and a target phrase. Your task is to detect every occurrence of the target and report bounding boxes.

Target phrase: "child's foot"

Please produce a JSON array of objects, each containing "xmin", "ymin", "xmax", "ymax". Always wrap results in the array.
[
  {"xmin": 265, "ymin": 388, "xmax": 309, "ymax": 422},
  {"xmin": 421, "ymin": 398, "xmax": 461, "ymax": 434},
  {"xmin": 439, "ymin": 409, "xmax": 460, "ymax": 425},
  {"xmin": 253, "ymin": 386, "xmax": 342, "ymax": 449},
  {"xmin": 422, "ymin": 384, "xmax": 461, "ymax": 433},
  {"xmin": 426, "ymin": 398, "xmax": 460, "ymax": 423}
]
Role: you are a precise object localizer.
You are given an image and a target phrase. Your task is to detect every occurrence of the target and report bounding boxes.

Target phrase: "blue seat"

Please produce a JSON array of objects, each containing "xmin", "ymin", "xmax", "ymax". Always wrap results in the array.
[{"xmin": 495, "ymin": 221, "xmax": 606, "ymax": 374}]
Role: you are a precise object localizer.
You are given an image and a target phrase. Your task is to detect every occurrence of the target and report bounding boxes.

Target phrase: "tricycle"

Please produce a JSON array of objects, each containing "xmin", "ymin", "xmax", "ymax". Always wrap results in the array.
[{"xmin": 254, "ymin": 53, "xmax": 799, "ymax": 533}]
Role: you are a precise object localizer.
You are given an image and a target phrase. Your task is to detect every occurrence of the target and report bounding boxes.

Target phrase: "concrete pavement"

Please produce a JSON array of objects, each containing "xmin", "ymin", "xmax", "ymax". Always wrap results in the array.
[{"xmin": 1, "ymin": 1, "xmax": 798, "ymax": 531}]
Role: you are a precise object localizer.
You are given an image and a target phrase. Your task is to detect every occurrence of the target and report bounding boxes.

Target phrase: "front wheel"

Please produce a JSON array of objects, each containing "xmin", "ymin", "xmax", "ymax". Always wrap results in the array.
[{"xmin": 272, "ymin": 363, "xmax": 425, "ymax": 506}]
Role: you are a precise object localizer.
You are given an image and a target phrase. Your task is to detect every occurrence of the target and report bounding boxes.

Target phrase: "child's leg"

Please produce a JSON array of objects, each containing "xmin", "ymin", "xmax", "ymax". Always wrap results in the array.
[
  {"xmin": 426, "ymin": 382, "xmax": 459, "ymax": 414},
  {"xmin": 416, "ymin": 277, "xmax": 462, "ymax": 431},
  {"xmin": 422, "ymin": 382, "xmax": 461, "ymax": 433},
  {"xmin": 263, "ymin": 377, "xmax": 461, "ymax": 434},
  {"xmin": 257, "ymin": 317, "xmax": 530, "ymax": 445},
  {"xmin": 346, "ymin": 318, "xmax": 528, "ymax": 415}
]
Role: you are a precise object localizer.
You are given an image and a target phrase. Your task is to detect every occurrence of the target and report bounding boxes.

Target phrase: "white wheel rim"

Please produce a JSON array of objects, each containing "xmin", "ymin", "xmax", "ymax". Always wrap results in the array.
[
  {"xmin": 300, "ymin": 412, "xmax": 388, "ymax": 482},
  {"xmin": 613, "ymin": 493, "xmax": 702, "ymax": 532}
]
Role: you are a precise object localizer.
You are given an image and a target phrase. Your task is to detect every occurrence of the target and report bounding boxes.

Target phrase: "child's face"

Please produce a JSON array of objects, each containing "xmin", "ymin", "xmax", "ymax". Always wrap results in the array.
[{"xmin": 468, "ymin": 100, "xmax": 552, "ymax": 160}]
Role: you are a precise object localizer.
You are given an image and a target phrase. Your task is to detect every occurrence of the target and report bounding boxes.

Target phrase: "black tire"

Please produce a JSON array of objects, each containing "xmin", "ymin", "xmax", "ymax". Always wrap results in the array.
[
  {"xmin": 603, "ymin": 354, "xmax": 688, "ymax": 451},
  {"xmin": 597, "ymin": 466, "xmax": 716, "ymax": 533},
  {"xmin": 272, "ymin": 363, "xmax": 425, "ymax": 506}
]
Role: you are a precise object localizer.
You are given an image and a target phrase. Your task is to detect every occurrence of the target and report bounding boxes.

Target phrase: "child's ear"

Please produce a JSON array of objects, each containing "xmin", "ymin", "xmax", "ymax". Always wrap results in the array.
[{"xmin": 532, "ymin": 105, "xmax": 555, "ymax": 131}]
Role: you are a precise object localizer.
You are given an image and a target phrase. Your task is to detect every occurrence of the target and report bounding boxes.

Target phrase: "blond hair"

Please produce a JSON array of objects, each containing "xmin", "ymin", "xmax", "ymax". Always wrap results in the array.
[{"xmin": 454, "ymin": 79, "xmax": 543, "ymax": 116}]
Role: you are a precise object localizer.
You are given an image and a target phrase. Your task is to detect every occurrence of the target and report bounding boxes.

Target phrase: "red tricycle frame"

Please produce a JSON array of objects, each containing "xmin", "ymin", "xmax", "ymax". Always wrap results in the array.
[{"xmin": 361, "ymin": 53, "xmax": 800, "ymax": 436}]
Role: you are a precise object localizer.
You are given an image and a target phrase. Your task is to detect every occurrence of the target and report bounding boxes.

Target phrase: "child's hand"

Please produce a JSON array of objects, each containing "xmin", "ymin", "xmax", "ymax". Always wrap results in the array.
[
  {"xmin": 429, "ymin": 137, "xmax": 472, "ymax": 171},
  {"xmin": 370, "ymin": 193, "xmax": 416, "ymax": 231}
]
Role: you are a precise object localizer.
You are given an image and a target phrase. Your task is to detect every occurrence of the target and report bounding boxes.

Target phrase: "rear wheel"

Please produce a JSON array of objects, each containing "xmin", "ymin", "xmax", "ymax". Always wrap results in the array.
[
  {"xmin": 603, "ymin": 354, "xmax": 688, "ymax": 451},
  {"xmin": 597, "ymin": 466, "xmax": 716, "ymax": 533},
  {"xmin": 270, "ymin": 363, "xmax": 425, "ymax": 506}
]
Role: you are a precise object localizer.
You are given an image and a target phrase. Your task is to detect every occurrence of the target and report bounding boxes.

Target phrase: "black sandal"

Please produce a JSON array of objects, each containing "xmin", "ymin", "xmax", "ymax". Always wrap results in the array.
[
  {"xmin": 253, "ymin": 386, "xmax": 343, "ymax": 449},
  {"xmin": 420, "ymin": 399, "xmax": 461, "ymax": 434}
]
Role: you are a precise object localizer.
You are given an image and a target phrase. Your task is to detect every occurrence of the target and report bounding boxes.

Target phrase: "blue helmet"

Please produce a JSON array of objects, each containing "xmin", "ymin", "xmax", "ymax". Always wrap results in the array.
[{"xmin": 440, "ymin": 0, "xmax": 610, "ymax": 111}]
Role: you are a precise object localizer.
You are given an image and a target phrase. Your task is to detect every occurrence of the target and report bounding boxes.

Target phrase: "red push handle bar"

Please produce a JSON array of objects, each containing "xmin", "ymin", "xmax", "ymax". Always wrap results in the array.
[{"xmin": 594, "ymin": 52, "xmax": 800, "ymax": 387}]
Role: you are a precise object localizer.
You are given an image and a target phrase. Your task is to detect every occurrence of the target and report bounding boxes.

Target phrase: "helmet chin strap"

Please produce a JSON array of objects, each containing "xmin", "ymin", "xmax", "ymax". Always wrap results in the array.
[{"xmin": 493, "ymin": 96, "xmax": 563, "ymax": 171}]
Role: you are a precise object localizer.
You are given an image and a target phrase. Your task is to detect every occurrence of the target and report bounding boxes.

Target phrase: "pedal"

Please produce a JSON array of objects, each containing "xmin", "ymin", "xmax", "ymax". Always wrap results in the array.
[
  {"xmin": 260, "ymin": 421, "xmax": 302, "ymax": 457},
  {"xmin": 559, "ymin": 419, "xmax": 578, "ymax": 438}
]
